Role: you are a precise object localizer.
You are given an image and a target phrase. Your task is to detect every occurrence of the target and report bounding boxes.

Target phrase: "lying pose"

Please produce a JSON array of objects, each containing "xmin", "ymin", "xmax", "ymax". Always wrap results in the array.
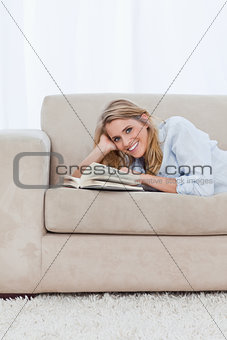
[{"xmin": 72, "ymin": 99, "xmax": 227, "ymax": 196}]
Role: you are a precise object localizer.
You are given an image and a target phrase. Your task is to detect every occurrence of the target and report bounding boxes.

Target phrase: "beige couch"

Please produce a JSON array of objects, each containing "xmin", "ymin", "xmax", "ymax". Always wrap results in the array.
[{"xmin": 1, "ymin": 93, "xmax": 227, "ymax": 296}]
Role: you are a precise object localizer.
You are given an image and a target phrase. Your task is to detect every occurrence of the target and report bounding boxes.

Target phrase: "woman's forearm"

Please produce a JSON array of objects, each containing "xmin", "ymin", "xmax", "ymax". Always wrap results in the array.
[
  {"xmin": 72, "ymin": 145, "xmax": 108, "ymax": 178},
  {"xmin": 138, "ymin": 174, "xmax": 178, "ymax": 193}
]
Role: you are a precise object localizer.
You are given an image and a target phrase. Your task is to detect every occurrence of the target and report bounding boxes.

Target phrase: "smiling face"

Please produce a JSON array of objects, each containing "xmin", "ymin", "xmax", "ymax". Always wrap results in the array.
[{"xmin": 105, "ymin": 114, "xmax": 149, "ymax": 158}]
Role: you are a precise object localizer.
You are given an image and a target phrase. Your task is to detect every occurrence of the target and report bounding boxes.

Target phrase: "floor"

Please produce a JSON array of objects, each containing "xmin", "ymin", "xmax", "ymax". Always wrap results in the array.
[{"xmin": 0, "ymin": 290, "xmax": 227, "ymax": 339}]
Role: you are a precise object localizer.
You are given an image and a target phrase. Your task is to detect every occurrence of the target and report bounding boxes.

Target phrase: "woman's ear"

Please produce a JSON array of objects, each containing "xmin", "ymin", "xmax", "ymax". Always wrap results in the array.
[{"xmin": 141, "ymin": 113, "xmax": 149, "ymax": 128}]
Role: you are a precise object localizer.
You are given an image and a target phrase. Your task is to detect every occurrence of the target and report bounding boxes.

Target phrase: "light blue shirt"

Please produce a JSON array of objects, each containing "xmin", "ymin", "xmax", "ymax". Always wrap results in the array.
[{"xmin": 129, "ymin": 116, "xmax": 227, "ymax": 196}]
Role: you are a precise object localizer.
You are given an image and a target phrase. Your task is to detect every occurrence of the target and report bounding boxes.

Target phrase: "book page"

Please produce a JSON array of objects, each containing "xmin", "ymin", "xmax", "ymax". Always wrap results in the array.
[
  {"xmin": 80, "ymin": 162, "xmax": 141, "ymax": 187},
  {"xmin": 63, "ymin": 175, "xmax": 80, "ymax": 189}
]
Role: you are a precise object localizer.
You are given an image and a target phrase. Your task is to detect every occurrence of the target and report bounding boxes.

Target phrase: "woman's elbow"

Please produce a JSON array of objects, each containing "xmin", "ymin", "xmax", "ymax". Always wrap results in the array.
[{"xmin": 194, "ymin": 182, "xmax": 215, "ymax": 197}]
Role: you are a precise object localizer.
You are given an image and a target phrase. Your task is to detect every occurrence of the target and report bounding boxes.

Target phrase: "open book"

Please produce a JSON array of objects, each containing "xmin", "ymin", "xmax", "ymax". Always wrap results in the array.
[{"xmin": 62, "ymin": 162, "xmax": 144, "ymax": 191}]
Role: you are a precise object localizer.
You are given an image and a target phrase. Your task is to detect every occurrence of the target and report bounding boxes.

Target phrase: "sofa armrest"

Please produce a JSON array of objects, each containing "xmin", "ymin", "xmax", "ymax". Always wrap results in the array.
[{"xmin": 0, "ymin": 129, "xmax": 51, "ymax": 293}]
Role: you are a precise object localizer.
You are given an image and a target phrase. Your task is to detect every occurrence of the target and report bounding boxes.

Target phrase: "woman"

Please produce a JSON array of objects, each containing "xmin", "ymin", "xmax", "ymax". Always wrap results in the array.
[{"xmin": 72, "ymin": 99, "xmax": 227, "ymax": 196}]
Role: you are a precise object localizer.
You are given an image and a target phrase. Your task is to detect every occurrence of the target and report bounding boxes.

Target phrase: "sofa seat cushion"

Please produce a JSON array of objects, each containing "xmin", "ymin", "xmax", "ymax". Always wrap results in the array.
[{"xmin": 44, "ymin": 188, "xmax": 227, "ymax": 236}]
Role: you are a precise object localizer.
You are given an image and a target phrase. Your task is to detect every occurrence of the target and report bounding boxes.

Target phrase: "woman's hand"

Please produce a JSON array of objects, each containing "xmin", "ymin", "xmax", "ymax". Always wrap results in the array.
[
  {"xmin": 120, "ymin": 167, "xmax": 131, "ymax": 173},
  {"xmin": 98, "ymin": 134, "xmax": 117, "ymax": 154}
]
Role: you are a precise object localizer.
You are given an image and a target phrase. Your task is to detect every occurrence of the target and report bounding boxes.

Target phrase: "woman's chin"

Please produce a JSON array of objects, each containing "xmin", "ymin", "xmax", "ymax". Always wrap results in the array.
[
  {"xmin": 134, "ymin": 150, "xmax": 146, "ymax": 158},
  {"xmin": 128, "ymin": 153, "xmax": 142, "ymax": 159},
  {"xmin": 124, "ymin": 148, "xmax": 145, "ymax": 158}
]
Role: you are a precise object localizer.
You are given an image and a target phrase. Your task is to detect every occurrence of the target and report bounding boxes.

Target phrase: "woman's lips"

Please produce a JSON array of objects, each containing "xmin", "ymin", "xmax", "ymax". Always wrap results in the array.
[{"xmin": 128, "ymin": 141, "xmax": 139, "ymax": 152}]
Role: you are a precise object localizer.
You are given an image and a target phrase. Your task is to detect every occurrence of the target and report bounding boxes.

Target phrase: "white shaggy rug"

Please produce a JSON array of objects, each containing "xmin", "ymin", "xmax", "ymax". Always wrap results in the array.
[{"xmin": 1, "ymin": 291, "xmax": 227, "ymax": 340}]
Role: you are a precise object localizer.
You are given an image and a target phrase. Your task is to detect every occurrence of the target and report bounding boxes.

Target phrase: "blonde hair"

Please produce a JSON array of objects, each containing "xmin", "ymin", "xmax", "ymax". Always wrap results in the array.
[{"xmin": 93, "ymin": 99, "xmax": 165, "ymax": 175}]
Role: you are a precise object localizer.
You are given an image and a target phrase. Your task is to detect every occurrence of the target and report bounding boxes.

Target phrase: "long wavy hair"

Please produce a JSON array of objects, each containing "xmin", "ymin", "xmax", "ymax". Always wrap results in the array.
[{"xmin": 93, "ymin": 99, "xmax": 166, "ymax": 175}]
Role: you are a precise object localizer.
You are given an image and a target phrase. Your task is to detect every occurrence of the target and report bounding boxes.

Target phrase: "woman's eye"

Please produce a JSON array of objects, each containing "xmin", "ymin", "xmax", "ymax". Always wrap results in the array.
[{"xmin": 114, "ymin": 128, "xmax": 132, "ymax": 142}]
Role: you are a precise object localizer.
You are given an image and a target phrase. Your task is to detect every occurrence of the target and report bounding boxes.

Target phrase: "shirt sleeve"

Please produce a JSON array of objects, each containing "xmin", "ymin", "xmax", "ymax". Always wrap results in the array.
[{"xmin": 171, "ymin": 117, "xmax": 214, "ymax": 196}]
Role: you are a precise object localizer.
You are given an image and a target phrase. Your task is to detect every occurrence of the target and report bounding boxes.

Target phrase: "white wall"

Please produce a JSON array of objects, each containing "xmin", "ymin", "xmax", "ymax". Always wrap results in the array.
[{"xmin": 0, "ymin": 0, "xmax": 226, "ymax": 128}]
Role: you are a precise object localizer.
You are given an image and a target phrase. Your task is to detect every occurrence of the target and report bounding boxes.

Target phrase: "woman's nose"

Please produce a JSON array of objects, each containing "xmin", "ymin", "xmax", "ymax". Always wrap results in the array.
[{"xmin": 122, "ymin": 136, "xmax": 130, "ymax": 149}]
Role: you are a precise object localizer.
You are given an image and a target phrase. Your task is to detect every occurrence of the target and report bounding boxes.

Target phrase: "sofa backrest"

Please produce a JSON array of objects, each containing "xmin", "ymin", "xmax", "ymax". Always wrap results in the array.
[{"xmin": 41, "ymin": 93, "xmax": 227, "ymax": 186}]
